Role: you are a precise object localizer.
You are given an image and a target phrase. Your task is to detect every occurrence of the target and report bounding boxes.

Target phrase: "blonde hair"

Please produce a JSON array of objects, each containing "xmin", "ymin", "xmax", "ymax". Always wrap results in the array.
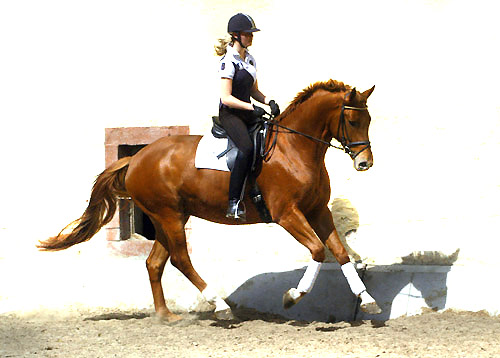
[{"xmin": 214, "ymin": 35, "xmax": 233, "ymax": 56}]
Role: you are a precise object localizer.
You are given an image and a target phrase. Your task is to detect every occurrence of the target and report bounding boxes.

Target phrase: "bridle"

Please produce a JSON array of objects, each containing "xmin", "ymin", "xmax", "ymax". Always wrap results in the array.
[
  {"xmin": 262, "ymin": 104, "xmax": 370, "ymax": 160},
  {"xmin": 337, "ymin": 105, "xmax": 371, "ymax": 159}
]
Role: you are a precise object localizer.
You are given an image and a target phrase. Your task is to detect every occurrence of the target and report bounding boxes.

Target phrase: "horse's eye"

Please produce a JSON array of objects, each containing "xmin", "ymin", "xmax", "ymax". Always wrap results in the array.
[{"xmin": 349, "ymin": 120, "xmax": 359, "ymax": 128}]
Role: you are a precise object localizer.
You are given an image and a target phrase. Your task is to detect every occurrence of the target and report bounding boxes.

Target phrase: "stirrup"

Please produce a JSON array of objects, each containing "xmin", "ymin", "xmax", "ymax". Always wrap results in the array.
[{"xmin": 226, "ymin": 199, "xmax": 246, "ymax": 221}]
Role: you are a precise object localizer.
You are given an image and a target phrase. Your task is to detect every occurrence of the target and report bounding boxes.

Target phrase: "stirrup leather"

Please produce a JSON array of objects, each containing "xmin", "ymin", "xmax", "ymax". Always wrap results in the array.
[{"xmin": 226, "ymin": 199, "xmax": 246, "ymax": 221}]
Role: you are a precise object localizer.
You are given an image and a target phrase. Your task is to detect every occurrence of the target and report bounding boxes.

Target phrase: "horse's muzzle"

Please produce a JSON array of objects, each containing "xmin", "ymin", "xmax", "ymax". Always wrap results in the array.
[{"xmin": 354, "ymin": 157, "xmax": 373, "ymax": 171}]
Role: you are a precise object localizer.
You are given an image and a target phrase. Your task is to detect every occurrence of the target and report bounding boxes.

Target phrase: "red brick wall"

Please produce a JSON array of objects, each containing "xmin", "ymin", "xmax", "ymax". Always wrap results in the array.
[{"xmin": 104, "ymin": 126, "xmax": 189, "ymax": 168}]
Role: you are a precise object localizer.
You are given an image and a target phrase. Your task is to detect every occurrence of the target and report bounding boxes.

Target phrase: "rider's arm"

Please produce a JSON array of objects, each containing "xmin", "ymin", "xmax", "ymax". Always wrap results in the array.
[
  {"xmin": 220, "ymin": 78, "xmax": 254, "ymax": 111},
  {"xmin": 250, "ymin": 80, "xmax": 268, "ymax": 105}
]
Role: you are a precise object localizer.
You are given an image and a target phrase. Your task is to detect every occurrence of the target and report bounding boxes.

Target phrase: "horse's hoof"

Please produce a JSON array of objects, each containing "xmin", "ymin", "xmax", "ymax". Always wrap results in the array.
[
  {"xmin": 155, "ymin": 311, "xmax": 183, "ymax": 323},
  {"xmin": 360, "ymin": 301, "xmax": 382, "ymax": 315},
  {"xmin": 283, "ymin": 288, "xmax": 304, "ymax": 309},
  {"xmin": 215, "ymin": 308, "xmax": 235, "ymax": 320}
]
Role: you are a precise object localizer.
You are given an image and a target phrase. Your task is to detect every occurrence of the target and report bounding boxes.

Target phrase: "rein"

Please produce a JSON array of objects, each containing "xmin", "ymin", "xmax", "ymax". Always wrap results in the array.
[{"xmin": 262, "ymin": 104, "xmax": 370, "ymax": 160}]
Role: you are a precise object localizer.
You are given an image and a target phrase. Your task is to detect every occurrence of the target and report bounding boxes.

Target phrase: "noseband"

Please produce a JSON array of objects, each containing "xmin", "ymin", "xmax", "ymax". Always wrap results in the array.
[{"xmin": 263, "ymin": 104, "xmax": 370, "ymax": 160}]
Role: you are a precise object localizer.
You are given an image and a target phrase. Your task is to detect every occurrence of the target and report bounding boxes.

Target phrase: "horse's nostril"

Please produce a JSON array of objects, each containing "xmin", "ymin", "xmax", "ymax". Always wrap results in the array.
[{"xmin": 358, "ymin": 161, "xmax": 371, "ymax": 170}]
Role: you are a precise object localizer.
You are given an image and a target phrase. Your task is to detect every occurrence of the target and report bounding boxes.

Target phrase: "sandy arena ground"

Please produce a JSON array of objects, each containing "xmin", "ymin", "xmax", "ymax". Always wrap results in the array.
[{"xmin": 1, "ymin": 307, "xmax": 499, "ymax": 358}]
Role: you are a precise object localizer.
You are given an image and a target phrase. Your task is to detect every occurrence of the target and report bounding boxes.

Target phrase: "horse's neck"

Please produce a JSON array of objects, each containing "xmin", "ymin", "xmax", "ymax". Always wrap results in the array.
[{"xmin": 276, "ymin": 94, "xmax": 339, "ymax": 161}]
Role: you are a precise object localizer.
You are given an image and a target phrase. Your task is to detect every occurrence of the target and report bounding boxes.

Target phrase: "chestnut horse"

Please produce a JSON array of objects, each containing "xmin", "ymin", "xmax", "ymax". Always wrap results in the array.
[{"xmin": 38, "ymin": 80, "xmax": 381, "ymax": 321}]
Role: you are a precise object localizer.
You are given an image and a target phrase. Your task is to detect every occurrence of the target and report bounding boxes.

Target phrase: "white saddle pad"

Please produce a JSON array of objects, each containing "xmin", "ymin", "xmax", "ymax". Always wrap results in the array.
[{"xmin": 194, "ymin": 132, "xmax": 231, "ymax": 172}]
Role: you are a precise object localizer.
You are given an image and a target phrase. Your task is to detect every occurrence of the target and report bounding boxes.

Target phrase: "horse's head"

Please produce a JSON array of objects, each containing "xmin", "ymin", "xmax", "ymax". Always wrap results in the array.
[{"xmin": 334, "ymin": 86, "xmax": 375, "ymax": 171}]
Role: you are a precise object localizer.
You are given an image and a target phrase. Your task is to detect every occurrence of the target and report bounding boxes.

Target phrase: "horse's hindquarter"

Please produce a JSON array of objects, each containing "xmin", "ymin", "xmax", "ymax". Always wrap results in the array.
[{"xmin": 126, "ymin": 135, "xmax": 202, "ymax": 211}]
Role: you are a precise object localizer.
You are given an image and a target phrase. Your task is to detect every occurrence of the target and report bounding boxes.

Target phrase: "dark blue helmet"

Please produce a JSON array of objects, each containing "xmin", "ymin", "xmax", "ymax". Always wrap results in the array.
[{"xmin": 227, "ymin": 13, "xmax": 260, "ymax": 33}]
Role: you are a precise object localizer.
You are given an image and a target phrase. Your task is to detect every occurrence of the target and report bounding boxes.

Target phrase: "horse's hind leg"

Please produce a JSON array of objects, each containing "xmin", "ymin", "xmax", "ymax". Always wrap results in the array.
[
  {"xmin": 157, "ymin": 211, "xmax": 234, "ymax": 320},
  {"xmin": 146, "ymin": 226, "xmax": 181, "ymax": 322}
]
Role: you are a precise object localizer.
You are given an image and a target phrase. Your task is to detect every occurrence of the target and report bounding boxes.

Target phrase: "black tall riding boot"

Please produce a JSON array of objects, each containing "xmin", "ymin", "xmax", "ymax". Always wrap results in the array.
[{"xmin": 226, "ymin": 150, "xmax": 251, "ymax": 221}]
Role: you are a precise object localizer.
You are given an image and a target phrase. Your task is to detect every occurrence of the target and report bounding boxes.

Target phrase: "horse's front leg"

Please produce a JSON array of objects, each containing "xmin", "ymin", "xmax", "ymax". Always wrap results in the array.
[
  {"xmin": 277, "ymin": 205, "xmax": 326, "ymax": 308},
  {"xmin": 308, "ymin": 205, "xmax": 381, "ymax": 315}
]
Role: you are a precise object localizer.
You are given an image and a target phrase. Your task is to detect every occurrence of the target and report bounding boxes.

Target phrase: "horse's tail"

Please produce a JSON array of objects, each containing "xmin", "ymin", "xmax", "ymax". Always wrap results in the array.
[{"xmin": 37, "ymin": 157, "xmax": 132, "ymax": 251}]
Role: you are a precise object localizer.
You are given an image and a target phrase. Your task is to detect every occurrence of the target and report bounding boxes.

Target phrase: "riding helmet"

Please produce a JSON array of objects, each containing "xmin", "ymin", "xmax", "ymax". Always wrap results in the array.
[{"xmin": 227, "ymin": 13, "xmax": 260, "ymax": 33}]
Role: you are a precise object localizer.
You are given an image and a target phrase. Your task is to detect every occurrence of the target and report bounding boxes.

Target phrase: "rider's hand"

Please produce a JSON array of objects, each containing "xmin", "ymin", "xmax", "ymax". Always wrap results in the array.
[
  {"xmin": 269, "ymin": 100, "xmax": 280, "ymax": 116},
  {"xmin": 252, "ymin": 105, "xmax": 266, "ymax": 119}
]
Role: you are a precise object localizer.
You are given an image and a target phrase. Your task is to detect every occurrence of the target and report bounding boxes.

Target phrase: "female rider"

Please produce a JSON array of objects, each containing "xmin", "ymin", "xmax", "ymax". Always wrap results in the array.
[{"xmin": 215, "ymin": 13, "xmax": 280, "ymax": 221}]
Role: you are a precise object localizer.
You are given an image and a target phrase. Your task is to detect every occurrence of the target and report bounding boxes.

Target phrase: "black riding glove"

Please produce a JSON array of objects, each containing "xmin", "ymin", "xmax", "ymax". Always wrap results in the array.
[
  {"xmin": 252, "ymin": 105, "xmax": 266, "ymax": 119},
  {"xmin": 269, "ymin": 100, "xmax": 280, "ymax": 116}
]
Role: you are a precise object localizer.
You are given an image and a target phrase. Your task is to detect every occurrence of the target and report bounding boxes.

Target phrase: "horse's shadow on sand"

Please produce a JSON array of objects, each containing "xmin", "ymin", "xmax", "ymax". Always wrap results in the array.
[
  {"xmin": 225, "ymin": 249, "xmax": 460, "ymax": 323},
  {"xmin": 83, "ymin": 312, "xmax": 150, "ymax": 321}
]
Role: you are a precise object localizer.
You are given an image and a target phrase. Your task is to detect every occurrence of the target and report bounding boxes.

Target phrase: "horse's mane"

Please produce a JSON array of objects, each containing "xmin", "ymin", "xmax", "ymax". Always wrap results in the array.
[{"xmin": 279, "ymin": 79, "xmax": 351, "ymax": 120}]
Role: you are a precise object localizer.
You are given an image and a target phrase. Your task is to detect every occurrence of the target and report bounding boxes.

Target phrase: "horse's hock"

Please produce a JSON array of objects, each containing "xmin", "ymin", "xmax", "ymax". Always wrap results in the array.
[{"xmin": 104, "ymin": 126, "xmax": 190, "ymax": 256}]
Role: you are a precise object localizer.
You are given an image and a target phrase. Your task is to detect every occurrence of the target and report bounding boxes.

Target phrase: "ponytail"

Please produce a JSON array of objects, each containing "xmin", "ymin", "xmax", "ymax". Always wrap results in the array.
[{"xmin": 214, "ymin": 35, "xmax": 233, "ymax": 56}]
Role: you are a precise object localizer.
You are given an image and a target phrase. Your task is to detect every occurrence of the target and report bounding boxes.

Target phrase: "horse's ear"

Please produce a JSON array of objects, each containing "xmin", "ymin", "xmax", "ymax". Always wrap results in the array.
[
  {"xmin": 362, "ymin": 85, "xmax": 375, "ymax": 99},
  {"xmin": 347, "ymin": 87, "xmax": 357, "ymax": 102}
]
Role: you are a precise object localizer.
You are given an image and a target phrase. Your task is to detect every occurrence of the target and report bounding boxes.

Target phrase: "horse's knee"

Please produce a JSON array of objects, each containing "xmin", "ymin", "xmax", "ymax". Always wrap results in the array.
[
  {"xmin": 311, "ymin": 244, "xmax": 325, "ymax": 262},
  {"xmin": 326, "ymin": 235, "xmax": 350, "ymax": 265}
]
